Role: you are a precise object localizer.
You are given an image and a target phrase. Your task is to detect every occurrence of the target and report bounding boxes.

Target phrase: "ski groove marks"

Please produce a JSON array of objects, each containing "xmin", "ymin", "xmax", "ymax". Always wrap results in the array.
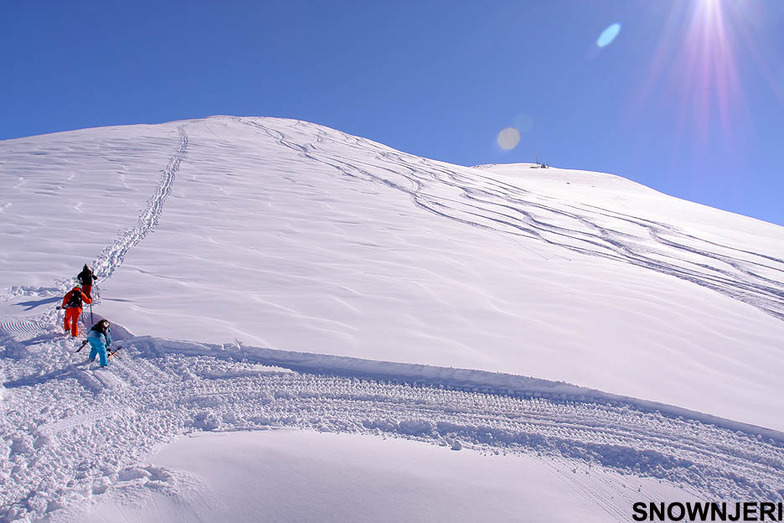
[
  {"xmin": 120, "ymin": 354, "xmax": 784, "ymax": 503},
  {"xmin": 0, "ymin": 319, "xmax": 50, "ymax": 337},
  {"xmin": 2, "ymin": 344, "xmax": 783, "ymax": 521},
  {"xmin": 244, "ymin": 118, "xmax": 784, "ymax": 321},
  {"xmin": 93, "ymin": 126, "xmax": 188, "ymax": 282}
]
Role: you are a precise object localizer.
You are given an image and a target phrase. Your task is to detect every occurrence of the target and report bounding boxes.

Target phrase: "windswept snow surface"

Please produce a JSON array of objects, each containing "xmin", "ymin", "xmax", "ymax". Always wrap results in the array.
[
  {"xmin": 76, "ymin": 430, "xmax": 703, "ymax": 523},
  {"xmin": 1, "ymin": 116, "xmax": 783, "ymax": 521}
]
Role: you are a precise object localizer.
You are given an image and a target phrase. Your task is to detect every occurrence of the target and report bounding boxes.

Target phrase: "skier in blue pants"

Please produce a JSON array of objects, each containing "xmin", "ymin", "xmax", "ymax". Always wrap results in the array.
[{"xmin": 87, "ymin": 319, "xmax": 112, "ymax": 367}]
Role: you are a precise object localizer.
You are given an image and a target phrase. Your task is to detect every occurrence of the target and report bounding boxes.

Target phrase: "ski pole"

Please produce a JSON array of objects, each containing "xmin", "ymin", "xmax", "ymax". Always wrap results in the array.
[{"xmin": 75, "ymin": 339, "xmax": 89, "ymax": 353}]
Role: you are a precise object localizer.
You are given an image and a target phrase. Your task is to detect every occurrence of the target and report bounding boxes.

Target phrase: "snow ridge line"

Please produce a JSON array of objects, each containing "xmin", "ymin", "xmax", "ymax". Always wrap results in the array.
[
  {"xmin": 135, "ymin": 336, "xmax": 784, "ymax": 443},
  {"xmin": 92, "ymin": 127, "xmax": 188, "ymax": 282}
]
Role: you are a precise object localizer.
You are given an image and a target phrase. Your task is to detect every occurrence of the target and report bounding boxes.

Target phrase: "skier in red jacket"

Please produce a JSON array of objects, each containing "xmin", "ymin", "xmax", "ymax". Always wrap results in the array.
[{"xmin": 61, "ymin": 286, "xmax": 92, "ymax": 337}]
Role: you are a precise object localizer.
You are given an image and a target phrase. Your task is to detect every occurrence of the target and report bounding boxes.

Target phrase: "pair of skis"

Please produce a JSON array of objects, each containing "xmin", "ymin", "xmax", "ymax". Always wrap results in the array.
[{"xmin": 75, "ymin": 339, "xmax": 122, "ymax": 359}]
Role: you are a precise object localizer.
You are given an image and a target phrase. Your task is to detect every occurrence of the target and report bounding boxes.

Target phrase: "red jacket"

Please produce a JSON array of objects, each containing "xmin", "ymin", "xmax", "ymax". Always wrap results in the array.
[{"xmin": 62, "ymin": 288, "xmax": 92, "ymax": 309}]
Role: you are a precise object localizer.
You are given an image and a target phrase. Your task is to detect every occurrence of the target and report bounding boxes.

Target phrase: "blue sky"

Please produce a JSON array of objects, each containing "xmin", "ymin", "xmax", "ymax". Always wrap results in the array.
[{"xmin": 2, "ymin": 1, "xmax": 783, "ymax": 225}]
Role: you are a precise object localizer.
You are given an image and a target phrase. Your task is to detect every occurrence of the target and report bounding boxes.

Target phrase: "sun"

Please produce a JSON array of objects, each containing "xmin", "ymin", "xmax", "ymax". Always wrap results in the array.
[
  {"xmin": 634, "ymin": 0, "xmax": 758, "ymax": 144},
  {"xmin": 619, "ymin": 0, "xmax": 784, "ymax": 182}
]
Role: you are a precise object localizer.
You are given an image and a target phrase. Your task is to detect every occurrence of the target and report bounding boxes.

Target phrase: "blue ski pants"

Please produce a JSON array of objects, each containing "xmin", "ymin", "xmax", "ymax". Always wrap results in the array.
[{"xmin": 88, "ymin": 337, "xmax": 108, "ymax": 366}]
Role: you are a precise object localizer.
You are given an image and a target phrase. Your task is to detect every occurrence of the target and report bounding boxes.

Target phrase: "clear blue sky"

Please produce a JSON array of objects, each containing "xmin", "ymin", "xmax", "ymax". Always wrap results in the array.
[{"xmin": 3, "ymin": 1, "xmax": 783, "ymax": 225}]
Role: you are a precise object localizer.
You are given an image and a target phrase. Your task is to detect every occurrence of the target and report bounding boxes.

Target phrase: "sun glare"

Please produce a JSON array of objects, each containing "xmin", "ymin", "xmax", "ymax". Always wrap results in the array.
[{"xmin": 635, "ymin": 0, "xmax": 763, "ymax": 149}]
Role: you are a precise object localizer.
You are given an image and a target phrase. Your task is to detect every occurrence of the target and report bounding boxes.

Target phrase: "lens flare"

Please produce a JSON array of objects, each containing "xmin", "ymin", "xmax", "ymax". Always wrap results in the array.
[
  {"xmin": 496, "ymin": 127, "xmax": 521, "ymax": 151},
  {"xmin": 597, "ymin": 23, "xmax": 621, "ymax": 48}
]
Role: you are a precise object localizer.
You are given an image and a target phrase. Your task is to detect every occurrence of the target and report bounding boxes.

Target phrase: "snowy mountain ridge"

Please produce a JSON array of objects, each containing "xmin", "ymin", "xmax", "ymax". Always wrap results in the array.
[{"xmin": 1, "ymin": 116, "xmax": 783, "ymax": 521}]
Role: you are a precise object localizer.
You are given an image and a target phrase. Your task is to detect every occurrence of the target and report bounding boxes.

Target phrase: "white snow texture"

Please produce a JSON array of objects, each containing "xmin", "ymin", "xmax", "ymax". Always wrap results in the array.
[{"xmin": 1, "ymin": 116, "xmax": 783, "ymax": 522}]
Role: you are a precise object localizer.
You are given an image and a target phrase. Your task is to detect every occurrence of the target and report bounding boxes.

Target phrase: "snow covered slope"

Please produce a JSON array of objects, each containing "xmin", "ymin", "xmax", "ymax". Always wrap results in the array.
[
  {"xmin": 2, "ymin": 116, "xmax": 781, "ymax": 429},
  {"xmin": 1, "ymin": 116, "xmax": 783, "ymax": 521}
]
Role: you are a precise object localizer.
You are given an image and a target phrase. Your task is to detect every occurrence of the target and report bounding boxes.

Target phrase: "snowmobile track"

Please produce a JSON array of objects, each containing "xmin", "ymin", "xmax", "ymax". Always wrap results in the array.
[{"xmin": 1, "ymin": 336, "xmax": 782, "ymax": 521}]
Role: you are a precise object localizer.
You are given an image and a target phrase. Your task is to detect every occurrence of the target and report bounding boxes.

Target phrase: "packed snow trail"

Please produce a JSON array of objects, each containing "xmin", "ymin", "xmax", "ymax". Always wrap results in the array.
[
  {"xmin": 1, "ymin": 330, "xmax": 783, "ymax": 521},
  {"xmin": 0, "ymin": 126, "xmax": 188, "ymax": 304},
  {"xmin": 240, "ymin": 119, "xmax": 784, "ymax": 320},
  {"xmin": 91, "ymin": 127, "xmax": 188, "ymax": 282}
]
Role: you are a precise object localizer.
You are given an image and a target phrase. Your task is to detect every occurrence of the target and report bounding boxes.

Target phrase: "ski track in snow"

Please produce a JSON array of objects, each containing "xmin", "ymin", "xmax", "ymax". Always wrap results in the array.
[
  {"xmin": 2, "ymin": 117, "xmax": 784, "ymax": 520},
  {"xmin": 0, "ymin": 126, "xmax": 188, "ymax": 306},
  {"xmin": 91, "ymin": 127, "xmax": 188, "ymax": 283},
  {"xmin": 0, "ymin": 126, "xmax": 190, "ymax": 519},
  {"xmin": 242, "ymin": 119, "xmax": 784, "ymax": 321},
  {"xmin": 1, "ymin": 328, "xmax": 783, "ymax": 521}
]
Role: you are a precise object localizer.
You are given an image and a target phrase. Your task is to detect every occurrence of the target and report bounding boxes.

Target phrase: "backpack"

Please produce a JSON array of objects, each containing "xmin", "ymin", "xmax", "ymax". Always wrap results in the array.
[
  {"xmin": 66, "ymin": 289, "xmax": 83, "ymax": 308},
  {"xmin": 90, "ymin": 320, "xmax": 109, "ymax": 335},
  {"xmin": 78, "ymin": 268, "xmax": 94, "ymax": 285}
]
